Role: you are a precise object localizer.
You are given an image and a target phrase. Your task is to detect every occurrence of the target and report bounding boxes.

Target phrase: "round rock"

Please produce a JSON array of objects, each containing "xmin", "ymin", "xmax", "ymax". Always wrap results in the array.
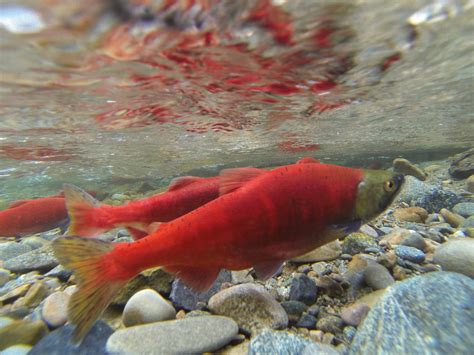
[
  {"xmin": 289, "ymin": 274, "xmax": 318, "ymax": 305},
  {"xmin": 122, "ymin": 289, "xmax": 176, "ymax": 327},
  {"xmin": 433, "ymin": 238, "xmax": 474, "ymax": 278},
  {"xmin": 106, "ymin": 316, "xmax": 238, "ymax": 354},
  {"xmin": 395, "ymin": 245, "xmax": 425, "ymax": 264},
  {"xmin": 340, "ymin": 303, "xmax": 370, "ymax": 326},
  {"xmin": 363, "ymin": 264, "xmax": 395, "ymax": 290},
  {"xmin": 316, "ymin": 315, "xmax": 344, "ymax": 334},
  {"xmin": 208, "ymin": 283, "xmax": 288, "ymax": 335},
  {"xmin": 349, "ymin": 272, "xmax": 474, "ymax": 354},
  {"xmin": 41, "ymin": 291, "xmax": 69, "ymax": 328},
  {"xmin": 452, "ymin": 202, "xmax": 474, "ymax": 218},
  {"xmin": 342, "ymin": 233, "xmax": 379, "ymax": 255}
]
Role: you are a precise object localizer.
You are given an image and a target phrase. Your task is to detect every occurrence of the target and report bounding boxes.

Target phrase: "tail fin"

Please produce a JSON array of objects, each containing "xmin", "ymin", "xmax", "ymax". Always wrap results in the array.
[
  {"xmin": 53, "ymin": 236, "xmax": 129, "ymax": 343},
  {"xmin": 63, "ymin": 184, "xmax": 108, "ymax": 237}
]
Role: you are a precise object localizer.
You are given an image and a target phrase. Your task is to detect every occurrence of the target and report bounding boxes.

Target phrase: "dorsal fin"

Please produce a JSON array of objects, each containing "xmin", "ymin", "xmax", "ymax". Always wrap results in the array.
[
  {"xmin": 297, "ymin": 157, "xmax": 320, "ymax": 164},
  {"xmin": 219, "ymin": 168, "xmax": 266, "ymax": 195},
  {"xmin": 168, "ymin": 176, "xmax": 204, "ymax": 192}
]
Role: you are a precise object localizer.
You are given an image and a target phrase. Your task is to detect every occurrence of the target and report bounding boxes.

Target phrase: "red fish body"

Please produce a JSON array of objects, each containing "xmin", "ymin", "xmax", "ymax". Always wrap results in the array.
[{"xmin": 0, "ymin": 197, "xmax": 68, "ymax": 237}]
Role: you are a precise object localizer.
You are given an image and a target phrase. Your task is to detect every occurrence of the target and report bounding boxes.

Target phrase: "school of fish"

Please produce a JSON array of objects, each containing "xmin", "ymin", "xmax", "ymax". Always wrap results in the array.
[{"xmin": 52, "ymin": 159, "xmax": 404, "ymax": 342}]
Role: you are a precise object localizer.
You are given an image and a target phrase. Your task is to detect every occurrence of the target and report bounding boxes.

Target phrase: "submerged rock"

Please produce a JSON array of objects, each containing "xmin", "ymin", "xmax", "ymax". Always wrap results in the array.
[
  {"xmin": 41, "ymin": 291, "xmax": 70, "ymax": 328},
  {"xmin": 0, "ymin": 320, "xmax": 48, "ymax": 350},
  {"xmin": 452, "ymin": 202, "xmax": 474, "ymax": 218},
  {"xmin": 106, "ymin": 316, "xmax": 238, "ymax": 354},
  {"xmin": 342, "ymin": 233, "xmax": 379, "ymax": 255},
  {"xmin": 289, "ymin": 274, "xmax": 318, "ymax": 305},
  {"xmin": 349, "ymin": 272, "xmax": 474, "ymax": 354},
  {"xmin": 448, "ymin": 148, "xmax": 474, "ymax": 179},
  {"xmin": 433, "ymin": 239, "xmax": 474, "ymax": 278},
  {"xmin": 2, "ymin": 245, "xmax": 57, "ymax": 274},
  {"xmin": 122, "ymin": 289, "xmax": 176, "ymax": 327},
  {"xmin": 0, "ymin": 243, "xmax": 32, "ymax": 262}
]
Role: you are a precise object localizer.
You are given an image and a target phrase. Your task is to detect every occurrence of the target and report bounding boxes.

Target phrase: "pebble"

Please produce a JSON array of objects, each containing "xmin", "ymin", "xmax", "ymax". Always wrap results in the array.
[
  {"xmin": 428, "ymin": 223, "xmax": 455, "ymax": 235},
  {"xmin": 30, "ymin": 320, "xmax": 112, "ymax": 355},
  {"xmin": 363, "ymin": 263, "xmax": 395, "ymax": 289},
  {"xmin": 433, "ymin": 238, "xmax": 474, "ymax": 278},
  {"xmin": 208, "ymin": 283, "xmax": 288, "ymax": 335},
  {"xmin": 395, "ymin": 245, "xmax": 425, "ymax": 264},
  {"xmin": 462, "ymin": 216, "xmax": 474, "ymax": 228},
  {"xmin": 248, "ymin": 329, "xmax": 339, "ymax": 355},
  {"xmin": 2, "ymin": 245, "xmax": 58, "ymax": 274},
  {"xmin": 122, "ymin": 289, "xmax": 176, "ymax": 327},
  {"xmin": 0, "ymin": 243, "xmax": 32, "ymax": 262},
  {"xmin": 342, "ymin": 233, "xmax": 379, "ymax": 255},
  {"xmin": 452, "ymin": 202, "xmax": 474, "ymax": 218},
  {"xmin": 400, "ymin": 232, "xmax": 426, "ymax": 251},
  {"xmin": 41, "ymin": 291, "xmax": 69, "ymax": 328},
  {"xmin": 0, "ymin": 320, "xmax": 48, "ymax": 350},
  {"xmin": 170, "ymin": 270, "xmax": 231, "ymax": 311},
  {"xmin": 354, "ymin": 289, "xmax": 387, "ymax": 308},
  {"xmin": 0, "ymin": 284, "xmax": 30, "ymax": 303},
  {"xmin": 349, "ymin": 272, "xmax": 474, "ymax": 354},
  {"xmin": 340, "ymin": 303, "xmax": 370, "ymax": 326},
  {"xmin": 1, "ymin": 344, "xmax": 32, "ymax": 354},
  {"xmin": 316, "ymin": 315, "xmax": 344, "ymax": 334},
  {"xmin": 280, "ymin": 301, "xmax": 308, "ymax": 323},
  {"xmin": 289, "ymin": 274, "xmax": 318, "ymax": 305},
  {"xmin": 106, "ymin": 316, "xmax": 238, "ymax": 354},
  {"xmin": 307, "ymin": 304, "xmax": 320, "ymax": 317},
  {"xmin": 18, "ymin": 282, "xmax": 49, "ymax": 308},
  {"xmin": 393, "ymin": 207, "xmax": 428, "ymax": 223},
  {"xmin": 291, "ymin": 241, "xmax": 342, "ymax": 262},
  {"xmin": 466, "ymin": 175, "xmax": 474, "ymax": 193},
  {"xmin": 440, "ymin": 208, "xmax": 465, "ymax": 228},
  {"xmin": 393, "ymin": 158, "xmax": 426, "ymax": 180},
  {"xmin": 448, "ymin": 148, "xmax": 474, "ymax": 179},
  {"xmin": 359, "ymin": 224, "xmax": 379, "ymax": 238},
  {"xmin": 296, "ymin": 313, "xmax": 317, "ymax": 329},
  {"xmin": 377, "ymin": 251, "xmax": 397, "ymax": 269},
  {"xmin": 44, "ymin": 265, "xmax": 72, "ymax": 282},
  {"xmin": 0, "ymin": 270, "xmax": 10, "ymax": 288}
]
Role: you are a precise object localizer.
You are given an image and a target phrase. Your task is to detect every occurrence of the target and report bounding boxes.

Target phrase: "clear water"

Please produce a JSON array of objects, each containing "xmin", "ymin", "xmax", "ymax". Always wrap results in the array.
[{"xmin": 0, "ymin": 0, "xmax": 473, "ymax": 201}]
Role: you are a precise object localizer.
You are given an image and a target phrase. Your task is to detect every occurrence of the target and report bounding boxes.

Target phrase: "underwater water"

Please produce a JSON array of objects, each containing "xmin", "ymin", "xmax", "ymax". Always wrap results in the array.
[{"xmin": 0, "ymin": 0, "xmax": 472, "ymax": 201}]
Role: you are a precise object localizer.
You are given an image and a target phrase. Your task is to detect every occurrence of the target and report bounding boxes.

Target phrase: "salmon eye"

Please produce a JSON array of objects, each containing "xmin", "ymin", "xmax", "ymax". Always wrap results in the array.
[{"xmin": 384, "ymin": 179, "xmax": 396, "ymax": 192}]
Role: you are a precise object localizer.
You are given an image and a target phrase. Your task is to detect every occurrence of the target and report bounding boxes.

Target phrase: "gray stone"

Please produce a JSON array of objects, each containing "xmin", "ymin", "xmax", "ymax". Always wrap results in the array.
[
  {"xmin": 316, "ymin": 315, "xmax": 344, "ymax": 334},
  {"xmin": 0, "ymin": 269, "xmax": 10, "ymax": 287},
  {"xmin": 280, "ymin": 301, "xmax": 308, "ymax": 323},
  {"xmin": 340, "ymin": 303, "xmax": 370, "ymax": 326},
  {"xmin": 296, "ymin": 313, "xmax": 317, "ymax": 329},
  {"xmin": 400, "ymin": 232, "xmax": 426, "ymax": 251},
  {"xmin": 349, "ymin": 272, "xmax": 474, "ymax": 354},
  {"xmin": 0, "ymin": 243, "xmax": 32, "ymax": 261},
  {"xmin": 248, "ymin": 329, "xmax": 339, "ymax": 355},
  {"xmin": 44, "ymin": 265, "xmax": 72, "ymax": 282},
  {"xmin": 170, "ymin": 270, "xmax": 231, "ymax": 311},
  {"xmin": 448, "ymin": 148, "xmax": 474, "ymax": 179},
  {"xmin": 462, "ymin": 216, "xmax": 474, "ymax": 228},
  {"xmin": 41, "ymin": 291, "xmax": 69, "ymax": 328},
  {"xmin": 208, "ymin": 283, "xmax": 288, "ymax": 335},
  {"xmin": 342, "ymin": 233, "xmax": 379, "ymax": 255},
  {"xmin": 343, "ymin": 326, "xmax": 357, "ymax": 343},
  {"xmin": 433, "ymin": 239, "xmax": 474, "ymax": 278},
  {"xmin": 395, "ymin": 245, "xmax": 425, "ymax": 264},
  {"xmin": 106, "ymin": 316, "xmax": 238, "ymax": 354},
  {"xmin": 453, "ymin": 202, "xmax": 474, "ymax": 218},
  {"xmin": 30, "ymin": 320, "xmax": 112, "ymax": 355},
  {"xmin": 428, "ymin": 223, "xmax": 455, "ymax": 235},
  {"xmin": 289, "ymin": 274, "xmax": 318, "ymax": 305},
  {"xmin": 364, "ymin": 263, "xmax": 395, "ymax": 290},
  {"xmin": 2, "ymin": 245, "xmax": 57, "ymax": 274},
  {"xmin": 122, "ymin": 289, "xmax": 176, "ymax": 327},
  {"xmin": 396, "ymin": 176, "xmax": 459, "ymax": 213},
  {"xmin": 466, "ymin": 175, "xmax": 474, "ymax": 193},
  {"xmin": 21, "ymin": 237, "xmax": 48, "ymax": 250}
]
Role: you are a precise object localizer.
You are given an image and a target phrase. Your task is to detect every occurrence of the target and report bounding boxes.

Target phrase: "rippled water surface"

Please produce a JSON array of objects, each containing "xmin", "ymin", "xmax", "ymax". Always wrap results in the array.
[{"xmin": 0, "ymin": 0, "xmax": 473, "ymax": 200}]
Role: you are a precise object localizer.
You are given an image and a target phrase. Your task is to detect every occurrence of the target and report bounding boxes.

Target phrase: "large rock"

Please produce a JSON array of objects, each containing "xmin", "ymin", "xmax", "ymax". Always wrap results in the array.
[
  {"xmin": 30, "ymin": 320, "xmax": 112, "ymax": 355},
  {"xmin": 448, "ymin": 148, "xmax": 474, "ymax": 179},
  {"xmin": 452, "ymin": 202, "xmax": 474, "ymax": 218},
  {"xmin": 433, "ymin": 239, "xmax": 474, "ymax": 278},
  {"xmin": 170, "ymin": 270, "xmax": 231, "ymax": 310},
  {"xmin": 289, "ymin": 274, "xmax": 318, "ymax": 305},
  {"xmin": 106, "ymin": 316, "xmax": 238, "ymax": 354},
  {"xmin": 248, "ymin": 329, "xmax": 339, "ymax": 355},
  {"xmin": 0, "ymin": 243, "xmax": 32, "ymax": 261},
  {"xmin": 396, "ymin": 176, "xmax": 459, "ymax": 213},
  {"xmin": 291, "ymin": 241, "xmax": 342, "ymax": 263},
  {"xmin": 363, "ymin": 263, "xmax": 395, "ymax": 290},
  {"xmin": 122, "ymin": 289, "xmax": 176, "ymax": 327},
  {"xmin": 2, "ymin": 245, "xmax": 57, "ymax": 273},
  {"xmin": 349, "ymin": 272, "xmax": 474, "ymax": 354},
  {"xmin": 208, "ymin": 283, "xmax": 288, "ymax": 335}
]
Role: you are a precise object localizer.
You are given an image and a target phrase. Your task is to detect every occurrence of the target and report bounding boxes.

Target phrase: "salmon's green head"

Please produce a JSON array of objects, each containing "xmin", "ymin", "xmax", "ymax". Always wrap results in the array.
[{"xmin": 354, "ymin": 170, "xmax": 404, "ymax": 223}]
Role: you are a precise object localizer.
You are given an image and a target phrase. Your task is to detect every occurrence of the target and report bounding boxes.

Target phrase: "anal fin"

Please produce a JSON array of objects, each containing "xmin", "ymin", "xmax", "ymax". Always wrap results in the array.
[
  {"xmin": 253, "ymin": 261, "xmax": 284, "ymax": 280},
  {"xmin": 163, "ymin": 265, "xmax": 220, "ymax": 293}
]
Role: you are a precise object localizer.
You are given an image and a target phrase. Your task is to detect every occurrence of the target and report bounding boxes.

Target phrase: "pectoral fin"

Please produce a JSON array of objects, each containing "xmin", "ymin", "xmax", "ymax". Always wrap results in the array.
[
  {"xmin": 253, "ymin": 261, "xmax": 284, "ymax": 280},
  {"xmin": 163, "ymin": 265, "xmax": 220, "ymax": 292}
]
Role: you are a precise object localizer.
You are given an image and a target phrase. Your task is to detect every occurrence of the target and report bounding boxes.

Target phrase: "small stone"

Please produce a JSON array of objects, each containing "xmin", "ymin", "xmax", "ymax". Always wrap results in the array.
[
  {"xmin": 393, "ymin": 207, "xmax": 428, "ymax": 223},
  {"xmin": 0, "ymin": 284, "xmax": 30, "ymax": 303},
  {"xmin": 170, "ymin": 270, "xmax": 231, "ymax": 311},
  {"xmin": 0, "ymin": 269, "xmax": 11, "ymax": 287},
  {"xmin": 208, "ymin": 284, "xmax": 288, "ymax": 335},
  {"xmin": 342, "ymin": 233, "xmax": 379, "ymax": 255},
  {"xmin": 340, "ymin": 303, "xmax": 370, "ymax": 327},
  {"xmin": 316, "ymin": 315, "xmax": 344, "ymax": 334},
  {"xmin": 289, "ymin": 274, "xmax": 318, "ymax": 305},
  {"xmin": 1, "ymin": 344, "xmax": 32, "ymax": 354},
  {"xmin": 2, "ymin": 245, "xmax": 57, "ymax": 274},
  {"xmin": 393, "ymin": 158, "xmax": 426, "ymax": 180},
  {"xmin": 41, "ymin": 291, "xmax": 69, "ymax": 328},
  {"xmin": 106, "ymin": 316, "xmax": 238, "ymax": 354},
  {"xmin": 322, "ymin": 332, "xmax": 335, "ymax": 345},
  {"xmin": 343, "ymin": 326, "xmax": 357, "ymax": 343},
  {"xmin": 440, "ymin": 208, "xmax": 466, "ymax": 228},
  {"xmin": 452, "ymin": 202, "xmax": 474, "ymax": 218},
  {"xmin": 63, "ymin": 285, "xmax": 77, "ymax": 296},
  {"xmin": 0, "ymin": 320, "xmax": 48, "ymax": 350},
  {"xmin": 309, "ymin": 329, "xmax": 324, "ymax": 342},
  {"xmin": 291, "ymin": 241, "xmax": 342, "ymax": 263},
  {"xmin": 359, "ymin": 225, "xmax": 379, "ymax": 238},
  {"xmin": 248, "ymin": 329, "xmax": 339, "ymax": 355},
  {"xmin": 0, "ymin": 243, "xmax": 32, "ymax": 262},
  {"xmin": 426, "ymin": 213, "xmax": 443, "ymax": 224},
  {"xmin": 307, "ymin": 304, "xmax": 320, "ymax": 317},
  {"xmin": 296, "ymin": 313, "xmax": 317, "ymax": 329},
  {"xmin": 184, "ymin": 310, "xmax": 211, "ymax": 318},
  {"xmin": 433, "ymin": 238, "xmax": 474, "ymax": 278},
  {"xmin": 395, "ymin": 245, "xmax": 425, "ymax": 264},
  {"xmin": 462, "ymin": 216, "xmax": 474, "ymax": 228},
  {"xmin": 231, "ymin": 270, "xmax": 254, "ymax": 284},
  {"xmin": 428, "ymin": 223, "xmax": 455, "ymax": 235},
  {"xmin": 30, "ymin": 320, "xmax": 112, "ymax": 355},
  {"xmin": 377, "ymin": 251, "xmax": 397, "ymax": 269},
  {"xmin": 400, "ymin": 232, "xmax": 427, "ymax": 251},
  {"xmin": 355, "ymin": 289, "xmax": 387, "ymax": 308},
  {"xmin": 122, "ymin": 289, "xmax": 176, "ymax": 327},
  {"xmin": 363, "ymin": 263, "xmax": 395, "ymax": 290},
  {"xmin": 448, "ymin": 148, "xmax": 474, "ymax": 179},
  {"xmin": 20, "ymin": 282, "xmax": 49, "ymax": 308},
  {"xmin": 297, "ymin": 265, "xmax": 311, "ymax": 273},
  {"xmin": 466, "ymin": 175, "xmax": 474, "ymax": 193},
  {"xmin": 280, "ymin": 301, "xmax": 308, "ymax": 323},
  {"xmin": 349, "ymin": 272, "xmax": 474, "ymax": 354}
]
